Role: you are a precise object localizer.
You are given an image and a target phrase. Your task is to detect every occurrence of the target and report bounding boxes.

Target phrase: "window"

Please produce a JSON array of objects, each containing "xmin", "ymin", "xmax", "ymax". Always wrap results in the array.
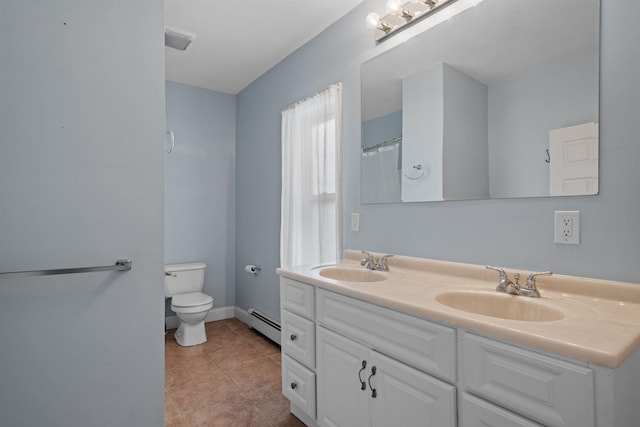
[{"xmin": 280, "ymin": 84, "xmax": 342, "ymax": 268}]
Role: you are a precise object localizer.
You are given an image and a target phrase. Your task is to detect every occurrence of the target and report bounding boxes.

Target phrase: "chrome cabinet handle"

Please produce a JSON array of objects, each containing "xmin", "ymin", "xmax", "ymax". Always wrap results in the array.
[
  {"xmin": 290, "ymin": 334, "xmax": 297, "ymax": 341},
  {"xmin": 358, "ymin": 360, "xmax": 367, "ymax": 391},
  {"xmin": 290, "ymin": 382, "xmax": 297, "ymax": 390},
  {"xmin": 368, "ymin": 366, "xmax": 377, "ymax": 398}
]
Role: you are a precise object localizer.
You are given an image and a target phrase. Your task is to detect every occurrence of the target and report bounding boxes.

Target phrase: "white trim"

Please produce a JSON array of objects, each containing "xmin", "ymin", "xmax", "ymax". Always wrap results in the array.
[
  {"xmin": 234, "ymin": 306, "xmax": 251, "ymax": 326},
  {"xmin": 165, "ymin": 305, "xmax": 236, "ymax": 330}
]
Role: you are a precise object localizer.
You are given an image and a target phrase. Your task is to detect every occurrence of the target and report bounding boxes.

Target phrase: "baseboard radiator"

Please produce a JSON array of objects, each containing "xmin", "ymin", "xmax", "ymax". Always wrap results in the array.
[{"xmin": 248, "ymin": 308, "xmax": 281, "ymax": 345}]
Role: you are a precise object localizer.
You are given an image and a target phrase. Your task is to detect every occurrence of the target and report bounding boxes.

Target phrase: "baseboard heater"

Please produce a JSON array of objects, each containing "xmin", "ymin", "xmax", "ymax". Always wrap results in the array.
[{"xmin": 248, "ymin": 308, "xmax": 281, "ymax": 345}]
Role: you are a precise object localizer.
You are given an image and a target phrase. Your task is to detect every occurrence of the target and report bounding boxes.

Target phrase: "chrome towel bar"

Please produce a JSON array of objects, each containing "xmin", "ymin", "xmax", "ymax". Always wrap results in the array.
[{"xmin": 0, "ymin": 259, "xmax": 132, "ymax": 278}]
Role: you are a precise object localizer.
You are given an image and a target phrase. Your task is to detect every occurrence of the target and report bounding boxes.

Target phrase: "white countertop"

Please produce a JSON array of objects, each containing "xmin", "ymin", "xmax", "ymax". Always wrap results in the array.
[{"xmin": 277, "ymin": 250, "xmax": 640, "ymax": 369}]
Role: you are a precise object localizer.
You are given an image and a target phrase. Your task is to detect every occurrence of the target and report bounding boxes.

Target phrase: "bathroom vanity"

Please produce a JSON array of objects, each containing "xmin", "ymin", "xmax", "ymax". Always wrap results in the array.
[{"xmin": 277, "ymin": 251, "xmax": 640, "ymax": 427}]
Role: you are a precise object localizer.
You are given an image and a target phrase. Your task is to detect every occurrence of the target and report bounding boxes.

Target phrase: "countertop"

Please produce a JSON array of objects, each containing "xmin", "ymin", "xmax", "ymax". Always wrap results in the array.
[{"xmin": 276, "ymin": 250, "xmax": 640, "ymax": 369}]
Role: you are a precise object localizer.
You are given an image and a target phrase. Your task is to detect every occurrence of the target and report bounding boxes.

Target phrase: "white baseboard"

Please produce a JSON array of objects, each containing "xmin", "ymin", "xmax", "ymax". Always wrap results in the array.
[
  {"xmin": 234, "ymin": 306, "xmax": 250, "ymax": 326},
  {"xmin": 165, "ymin": 305, "xmax": 236, "ymax": 330}
]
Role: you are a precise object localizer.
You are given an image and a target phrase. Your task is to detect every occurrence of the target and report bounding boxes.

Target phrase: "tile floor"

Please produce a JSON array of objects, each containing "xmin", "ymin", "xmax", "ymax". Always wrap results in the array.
[{"xmin": 165, "ymin": 318, "xmax": 305, "ymax": 427}]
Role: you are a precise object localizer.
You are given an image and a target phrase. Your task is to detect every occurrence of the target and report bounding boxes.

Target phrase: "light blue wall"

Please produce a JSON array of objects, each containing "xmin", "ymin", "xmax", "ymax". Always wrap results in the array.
[
  {"xmin": 165, "ymin": 81, "xmax": 236, "ymax": 309},
  {"xmin": 362, "ymin": 111, "xmax": 402, "ymax": 149},
  {"xmin": 236, "ymin": 0, "xmax": 640, "ymax": 321},
  {"xmin": 489, "ymin": 54, "xmax": 599, "ymax": 198}
]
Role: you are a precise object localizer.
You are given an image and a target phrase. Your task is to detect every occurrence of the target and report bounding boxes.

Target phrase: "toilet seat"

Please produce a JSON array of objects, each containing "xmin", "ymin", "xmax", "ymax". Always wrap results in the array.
[{"xmin": 171, "ymin": 292, "xmax": 213, "ymax": 314}]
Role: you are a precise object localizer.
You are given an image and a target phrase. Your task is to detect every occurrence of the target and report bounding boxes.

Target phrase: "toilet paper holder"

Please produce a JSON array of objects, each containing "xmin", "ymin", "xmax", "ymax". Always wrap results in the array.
[{"xmin": 245, "ymin": 264, "xmax": 261, "ymax": 275}]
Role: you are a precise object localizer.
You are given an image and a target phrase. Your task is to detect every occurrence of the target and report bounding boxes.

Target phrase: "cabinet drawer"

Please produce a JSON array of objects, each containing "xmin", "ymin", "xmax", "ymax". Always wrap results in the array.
[
  {"xmin": 282, "ymin": 354, "xmax": 316, "ymax": 420},
  {"xmin": 281, "ymin": 309, "xmax": 316, "ymax": 368},
  {"xmin": 316, "ymin": 288, "xmax": 456, "ymax": 382},
  {"xmin": 460, "ymin": 393, "xmax": 543, "ymax": 427},
  {"xmin": 462, "ymin": 333, "xmax": 594, "ymax": 427},
  {"xmin": 280, "ymin": 277, "xmax": 315, "ymax": 318}
]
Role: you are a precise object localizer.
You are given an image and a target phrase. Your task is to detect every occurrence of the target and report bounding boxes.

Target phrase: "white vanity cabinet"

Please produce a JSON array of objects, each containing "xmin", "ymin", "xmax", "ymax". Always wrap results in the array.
[
  {"xmin": 316, "ymin": 326, "xmax": 456, "ymax": 427},
  {"xmin": 279, "ymin": 275, "xmax": 636, "ymax": 427}
]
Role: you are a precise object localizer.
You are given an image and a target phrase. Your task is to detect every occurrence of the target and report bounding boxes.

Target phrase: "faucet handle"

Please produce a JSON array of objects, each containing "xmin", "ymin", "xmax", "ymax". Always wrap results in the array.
[
  {"xmin": 486, "ymin": 265, "xmax": 507, "ymax": 279},
  {"xmin": 376, "ymin": 254, "xmax": 394, "ymax": 271},
  {"xmin": 526, "ymin": 271, "xmax": 552, "ymax": 289},
  {"xmin": 360, "ymin": 251, "xmax": 374, "ymax": 264}
]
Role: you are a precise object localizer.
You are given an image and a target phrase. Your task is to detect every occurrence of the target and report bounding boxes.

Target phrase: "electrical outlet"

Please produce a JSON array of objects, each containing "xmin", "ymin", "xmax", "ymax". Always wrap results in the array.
[
  {"xmin": 554, "ymin": 211, "xmax": 580, "ymax": 244},
  {"xmin": 351, "ymin": 213, "xmax": 360, "ymax": 232}
]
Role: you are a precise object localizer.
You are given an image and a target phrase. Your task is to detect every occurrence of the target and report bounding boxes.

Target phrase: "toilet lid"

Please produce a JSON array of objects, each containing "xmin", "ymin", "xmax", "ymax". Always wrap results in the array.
[{"xmin": 171, "ymin": 292, "xmax": 213, "ymax": 308}]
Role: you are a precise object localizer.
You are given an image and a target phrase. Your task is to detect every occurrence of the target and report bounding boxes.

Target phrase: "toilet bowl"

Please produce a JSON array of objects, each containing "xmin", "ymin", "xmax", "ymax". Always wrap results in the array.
[
  {"xmin": 171, "ymin": 292, "xmax": 213, "ymax": 346},
  {"xmin": 165, "ymin": 262, "xmax": 213, "ymax": 347}
]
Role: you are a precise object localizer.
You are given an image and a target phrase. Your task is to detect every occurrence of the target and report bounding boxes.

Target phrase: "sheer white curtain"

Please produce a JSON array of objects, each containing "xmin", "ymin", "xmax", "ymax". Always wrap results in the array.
[{"xmin": 280, "ymin": 84, "xmax": 342, "ymax": 268}]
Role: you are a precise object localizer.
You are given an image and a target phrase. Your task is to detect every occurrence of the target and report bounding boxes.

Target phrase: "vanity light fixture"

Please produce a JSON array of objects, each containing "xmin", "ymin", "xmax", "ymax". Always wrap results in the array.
[{"xmin": 366, "ymin": 0, "xmax": 456, "ymax": 42}]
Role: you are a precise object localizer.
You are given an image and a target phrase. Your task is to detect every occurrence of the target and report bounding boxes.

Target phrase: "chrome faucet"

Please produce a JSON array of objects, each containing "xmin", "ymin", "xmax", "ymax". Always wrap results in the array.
[
  {"xmin": 361, "ymin": 251, "xmax": 376, "ymax": 270},
  {"xmin": 361, "ymin": 251, "xmax": 394, "ymax": 271},
  {"xmin": 486, "ymin": 266, "xmax": 520, "ymax": 295},
  {"xmin": 486, "ymin": 266, "xmax": 552, "ymax": 298}
]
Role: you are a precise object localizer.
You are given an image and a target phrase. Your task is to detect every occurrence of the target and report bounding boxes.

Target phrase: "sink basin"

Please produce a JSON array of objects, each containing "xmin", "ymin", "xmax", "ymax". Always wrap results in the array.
[
  {"xmin": 435, "ymin": 291, "xmax": 565, "ymax": 322},
  {"xmin": 319, "ymin": 267, "xmax": 387, "ymax": 283}
]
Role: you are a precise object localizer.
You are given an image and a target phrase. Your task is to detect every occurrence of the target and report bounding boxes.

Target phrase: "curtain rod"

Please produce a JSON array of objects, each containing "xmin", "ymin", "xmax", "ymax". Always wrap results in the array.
[
  {"xmin": 283, "ymin": 83, "xmax": 342, "ymax": 112},
  {"xmin": 362, "ymin": 135, "xmax": 402, "ymax": 153}
]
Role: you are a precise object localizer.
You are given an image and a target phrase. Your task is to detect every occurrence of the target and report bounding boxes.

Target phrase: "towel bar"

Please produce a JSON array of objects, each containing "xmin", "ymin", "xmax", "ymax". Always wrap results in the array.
[{"xmin": 0, "ymin": 259, "xmax": 132, "ymax": 278}]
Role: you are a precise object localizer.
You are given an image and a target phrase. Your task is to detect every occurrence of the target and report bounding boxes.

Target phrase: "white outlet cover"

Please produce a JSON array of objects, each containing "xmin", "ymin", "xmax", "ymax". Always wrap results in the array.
[{"xmin": 554, "ymin": 211, "xmax": 580, "ymax": 244}]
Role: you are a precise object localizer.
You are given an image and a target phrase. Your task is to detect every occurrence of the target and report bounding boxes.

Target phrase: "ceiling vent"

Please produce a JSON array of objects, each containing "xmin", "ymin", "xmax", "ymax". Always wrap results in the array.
[{"xmin": 164, "ymin": 27, "xmax": 195, "ymax": 51}]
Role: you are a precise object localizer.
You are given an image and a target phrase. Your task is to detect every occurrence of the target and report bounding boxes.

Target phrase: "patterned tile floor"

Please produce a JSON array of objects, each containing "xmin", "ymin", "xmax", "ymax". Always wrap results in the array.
[{"xmin": 165, "ymin": 318, "xmax": 305, "ymax": 427}]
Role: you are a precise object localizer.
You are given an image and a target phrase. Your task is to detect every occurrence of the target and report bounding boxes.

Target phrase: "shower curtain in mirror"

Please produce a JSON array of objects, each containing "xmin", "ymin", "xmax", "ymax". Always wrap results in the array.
[
  {"xmin": 280, "ymin": 83, "xmax": 342, "ymax": 268},
  {"xmin": 362, "ymin": 143, "xmax": 401, "ymax": 203}
]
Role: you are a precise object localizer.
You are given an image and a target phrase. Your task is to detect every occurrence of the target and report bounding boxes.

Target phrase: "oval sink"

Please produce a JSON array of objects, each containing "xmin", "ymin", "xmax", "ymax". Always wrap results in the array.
[
  {"xmin": 319, "ymin": 267, "xmax": 387, "ymax": 283},
  {"xmin": 436, "ymin": 291, "xmax": 565, "ymax": 322}
]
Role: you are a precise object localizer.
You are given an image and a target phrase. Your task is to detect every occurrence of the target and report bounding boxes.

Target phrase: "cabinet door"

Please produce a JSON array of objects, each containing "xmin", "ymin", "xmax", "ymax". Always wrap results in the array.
[
  {"xmin": 369, "ymin": 350, "xmax": 456, "ymax": 427},
  {"xmin": 317, "ymin": 327, "xmax": 370, "ymax": 427}
]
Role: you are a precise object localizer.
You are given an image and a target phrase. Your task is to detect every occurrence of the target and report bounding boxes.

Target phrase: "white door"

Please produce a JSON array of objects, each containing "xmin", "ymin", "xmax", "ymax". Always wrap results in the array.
[
  {"xmin": 317, "ymin": 327, "xmax": 370, "ymax": 427},
  {"xmin": 549, "ymin": 122, "xmax": 599, "ymax": 196},
  {"xmin": 0, "ymin": 1, "xmax": 165, "ymax": 426},
  {"xmin": 369, "ymin": 350, "xmax": 456, "ymax": 427}
]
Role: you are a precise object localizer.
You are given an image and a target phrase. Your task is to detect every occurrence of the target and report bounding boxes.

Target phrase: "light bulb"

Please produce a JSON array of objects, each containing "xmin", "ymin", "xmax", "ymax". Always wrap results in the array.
[
  {"xmin": 386, "ymin": 0, "xmax": 403, "ymax": 14},
  {"xmin": 365, "ymin": 12, "xmax": 382, "ymax": 30}
]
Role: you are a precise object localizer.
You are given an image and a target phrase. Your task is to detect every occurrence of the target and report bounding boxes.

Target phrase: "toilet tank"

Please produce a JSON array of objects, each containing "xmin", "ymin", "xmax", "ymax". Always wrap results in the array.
[{"xmin": 164, "ymin": 262, "xmax": 206, "ymax": 297}]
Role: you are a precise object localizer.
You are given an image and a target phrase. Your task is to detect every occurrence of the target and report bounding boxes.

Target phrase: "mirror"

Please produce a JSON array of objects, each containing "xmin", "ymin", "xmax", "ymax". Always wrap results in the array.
[{"xmin": 361, "ymin": 0, "xmax": 599, "ymax": 203}]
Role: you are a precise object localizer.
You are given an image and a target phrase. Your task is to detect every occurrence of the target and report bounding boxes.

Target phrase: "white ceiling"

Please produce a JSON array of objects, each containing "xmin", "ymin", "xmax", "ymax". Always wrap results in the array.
[{"xmin": 165, "ymin": 0, "xmax": 365, "ymax": 95}]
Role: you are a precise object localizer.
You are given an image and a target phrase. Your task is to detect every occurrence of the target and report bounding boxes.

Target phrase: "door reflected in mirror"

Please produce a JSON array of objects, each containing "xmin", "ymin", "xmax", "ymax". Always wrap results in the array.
[{"xmin": 361, "ymin": 0, "xmax": 599, "ymax": 204}]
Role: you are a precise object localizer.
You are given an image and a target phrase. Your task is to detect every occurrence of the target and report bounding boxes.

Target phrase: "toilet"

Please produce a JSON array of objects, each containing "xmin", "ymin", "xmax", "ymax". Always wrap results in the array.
[{"xmin": 164, "ymin": 262, "xmax": 213, "ymax": 346}]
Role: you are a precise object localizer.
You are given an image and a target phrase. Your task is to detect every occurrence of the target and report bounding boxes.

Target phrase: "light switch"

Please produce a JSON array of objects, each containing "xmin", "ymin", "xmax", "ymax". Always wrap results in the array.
[{"xmin": 351, "ymin": 213, "xmax": 360, "ymax": 232}]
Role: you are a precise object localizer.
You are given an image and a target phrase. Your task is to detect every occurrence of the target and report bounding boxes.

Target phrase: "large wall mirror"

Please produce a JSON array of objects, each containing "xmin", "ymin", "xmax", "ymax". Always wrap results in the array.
[{"xmin": 361, "ymin": 0, "xmax": 599, "ymax": 203}]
